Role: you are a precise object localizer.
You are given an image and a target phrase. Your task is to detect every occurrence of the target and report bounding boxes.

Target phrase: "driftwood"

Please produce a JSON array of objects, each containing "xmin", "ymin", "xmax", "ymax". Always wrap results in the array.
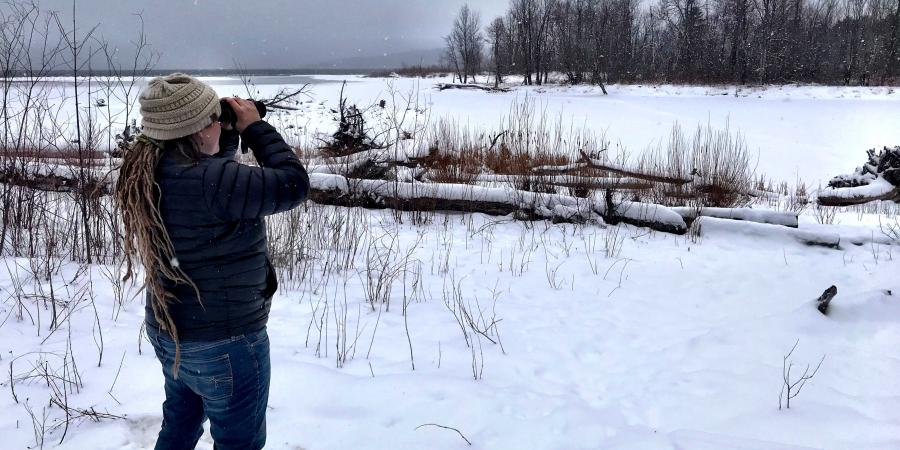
[
  {"xmin": 671, "ymin": 207, "xmax": 799, "ymax": 228},
  {"xmin": 820, "ymin": 146, "xmax": 900, "ymax": 206},
  {"xmin": 828, "ymin": 146, "xmax": 900, "ymax": 188},
  {"xmin": 694, "ymin": 217, "xmax": 841, "ymax": 249},
  {"xmin": 309, "ymin": 176, "xmax": 597, "ymax": 224},
  {"xmin": 469, "ymin": 174, "xmax": 654, "ymax": 190},
  {"xmin": 308, "ymin": 174, "xmax": 689, "ymax": 233},
  {"xmin": 531, "ymin": 162, "xmax": 591, "ymax": 175},
  {"xmin": 0, "ymin": 167, "xmax": 109, "ymax": 198},
  {"xmin": 435, "ymin": 83, "xmax": 510, "ymax": 93},
  {"xmin": 532, "ymin": 152, "xmax": 694, "ymax": 186},
  {"xmin": 816, "ymin": 286, "xmax": 838, "ymax": 315},
  {"xmin": 817, "ymin": 178, "xmax": 900, "ymax": 206},
  {"xmin": 580, "ymin": 151, "xmax": 693, "ymax": 185}
]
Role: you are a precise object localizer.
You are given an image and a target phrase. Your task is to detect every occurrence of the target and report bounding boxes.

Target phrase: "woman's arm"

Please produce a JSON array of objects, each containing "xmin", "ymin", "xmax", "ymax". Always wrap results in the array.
[{"xmin": 201, "ymin": 98, "xmax": 309, "ymax": 220}]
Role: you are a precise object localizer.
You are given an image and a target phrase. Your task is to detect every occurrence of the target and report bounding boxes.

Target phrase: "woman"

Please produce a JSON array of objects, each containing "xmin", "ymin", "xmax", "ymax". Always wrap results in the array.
[{"xmin": 116, "ymin": 73, "xmax": 309, "ymax": 450}]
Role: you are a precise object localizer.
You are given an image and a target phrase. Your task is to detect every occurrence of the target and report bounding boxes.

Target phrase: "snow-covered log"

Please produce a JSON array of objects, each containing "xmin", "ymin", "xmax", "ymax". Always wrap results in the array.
[
  {"xmin": 308, "ymin": 173, "xmax": 688, "ymax": 233},
  {"xmin": 469, "ymin": 174, "xmax": 654, "ymax": 190},
  {"xmin": 435, "ymin": 83, "xmax": 510, "ymax": 93},
  {"xmin": 309, "ymin": 145, "xmax": 430, "ymax": 168},
  {"xmin": 821, "ymin": 146, "xmax": 900, "ymax": 206},
  {"xmin": 612, "ymin": 200, "xmax": 687, "ymax": 234},
  {"xmin": 0, "ymin": 167, "xmax": 110, "ymax": 197},
  {"xmin": 531, "ymin": 162, "xmax": 590, "ymax": 174},
  {"xmin": 532, "ymin": 151, "xmax": 694, "ymax": 186},
  {"xmin": 671, "ymin": 207, "xmax": 799, "ymax": 228},
  {"xmin": 694, "ymin": 217, "xmax": 841, "ymax": 248},
  {"xmin": 309, "ymin": 173, "xmax": 600, "ymax": 223},
  {"xmin": 746, "ymin": 188, "xmax": 782, "ymax": 201},
  {"xmin": 817, "ymin": 177, "xmax": 900, "ymax": 206},
  {"xmin": 307, "ymin": 146, "xmax": 431, "ymax": 176},
  {"xmin": 579, "ymin": 151, "xmax": 693, "ymax": 185},
  {"xmin": 828, "ymin": 146, "xmax": 900, "ymax": 188}
]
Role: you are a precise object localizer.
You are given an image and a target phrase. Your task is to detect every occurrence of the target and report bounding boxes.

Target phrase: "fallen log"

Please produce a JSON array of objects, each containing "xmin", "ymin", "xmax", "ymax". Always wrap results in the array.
[
  {"xmin": 308, "ymin": 173, "xmax": 688, "ymax": 233},
  {"xmin": 307, "ymin": 146, "xmax": 431, "ymax": 177},
  {"xmin": 531, "ymin": 162, "xmax": 591, "ymax": 175},
  {"xmin": 308, "ymin": 174, "xmax": 600, "ymax": 223},
  {"xmin": 671, "ymin": 207, "xmax": 799, "ymax": 228},
  {"xmin": 435, "ymin": 83, "xmax": 510, "ymax": 93},
  {"xmin": 821, "ymin": 146, "xmax": 900, "ymax": 206},
  {"xmin": 0, "ymin": 167, "xmax": 110, "ymax": 197},
  {"xmin": 579, "ymin": 151, "xmax": 694, "ymax": 185},
  {"xmin": 0, "ymin": 163, "xmax": 688, "ymax": 234},
  {"xmin": 694, "ymin": 217, "xmax": 841, "ymax": 249},
  {"xmin": 469, "ymin": 174, "xmax": 654, "ymax": 190},
  {"xmin": 532, "ymin": 152, "xmax": 694, "ymax": 185},
  {"xmin": 828, "ymin": 146, "xmax": 900, "ymax": 188},
  {"xmin": 817, "ymin": 177, "xmax": 900, "ymax": 206}
]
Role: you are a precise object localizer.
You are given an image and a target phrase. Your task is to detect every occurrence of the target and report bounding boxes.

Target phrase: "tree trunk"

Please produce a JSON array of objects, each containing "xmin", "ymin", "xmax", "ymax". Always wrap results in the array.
[{"xmin": 885, "ymin": 0, "xmax": 900, "ymax": 83}]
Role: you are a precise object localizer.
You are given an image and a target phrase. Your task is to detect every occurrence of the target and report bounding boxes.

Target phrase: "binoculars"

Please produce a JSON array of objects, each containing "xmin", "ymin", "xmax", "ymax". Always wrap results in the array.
[{"xmin": 219, "ymin": 98, "xmax": 267, "ymax": 127}]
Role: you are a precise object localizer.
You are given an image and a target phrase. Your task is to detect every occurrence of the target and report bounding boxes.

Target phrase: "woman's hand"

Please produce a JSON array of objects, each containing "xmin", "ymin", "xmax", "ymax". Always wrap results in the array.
[{"xmin": 223, "ymin": 97, "xmax": 261, "ymax": 133}]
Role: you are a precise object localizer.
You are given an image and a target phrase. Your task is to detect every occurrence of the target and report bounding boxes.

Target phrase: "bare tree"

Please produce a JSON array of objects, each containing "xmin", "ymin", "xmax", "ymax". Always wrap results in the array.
[
  {"xmin": 463, "ymin": 0, "xmax": 900, "ymax": 85},
  {"xmin": 445, "ymin": 5, "xmax": 484, "ymax": 83},
  {"xmin": 96, "ymin": 12, "xmax": 159, "ymax": 157},
  {"xmin": 880, "ymin": 0, "xmax": 900, "ymax": 83},
  {"xmin": 487, "ymin": 17, "xmax": 508, "ymax": 87}
]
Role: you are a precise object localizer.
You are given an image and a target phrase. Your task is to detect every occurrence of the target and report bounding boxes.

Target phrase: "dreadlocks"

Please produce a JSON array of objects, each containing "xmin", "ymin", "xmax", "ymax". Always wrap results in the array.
[{"xmin": 115, "ymin": 134, "xmax": 203, "ymax": 377}]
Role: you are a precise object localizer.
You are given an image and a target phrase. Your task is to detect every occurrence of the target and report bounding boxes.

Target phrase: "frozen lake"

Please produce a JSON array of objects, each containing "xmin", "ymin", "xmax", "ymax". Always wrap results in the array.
[
  {"xmin": 290, "ymin": 75, "xmax": 900, "ymax": 186},
  {"xmin": 8, "ymin": 73, "xmax": 899, "ymax": 185}
]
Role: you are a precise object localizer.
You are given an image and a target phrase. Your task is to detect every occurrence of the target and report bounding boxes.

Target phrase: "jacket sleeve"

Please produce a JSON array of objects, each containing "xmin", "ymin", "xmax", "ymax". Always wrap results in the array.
[{"xmin": 202, "ymin": 120, "xmax": 309, "ymax": 221}]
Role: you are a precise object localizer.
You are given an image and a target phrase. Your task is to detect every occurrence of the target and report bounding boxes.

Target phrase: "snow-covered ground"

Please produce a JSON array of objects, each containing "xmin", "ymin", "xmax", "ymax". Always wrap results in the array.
[
  {"xmin": 2, "ymin": 207, "xmax": 898, "ymax": 450},
  {"xmin": 1, "ymin": 76, "xmax": 898, "ymax": 449}
]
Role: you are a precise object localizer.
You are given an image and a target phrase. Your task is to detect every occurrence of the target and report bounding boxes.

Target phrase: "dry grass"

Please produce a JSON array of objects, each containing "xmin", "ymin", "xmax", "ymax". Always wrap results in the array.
[
  {"xmin": 632, "ymin": 122, "xmax": 756, "ymax": 207},
  {"xmin": 415, "ymin": 108, "xmax": 756, "ymax": 208}
]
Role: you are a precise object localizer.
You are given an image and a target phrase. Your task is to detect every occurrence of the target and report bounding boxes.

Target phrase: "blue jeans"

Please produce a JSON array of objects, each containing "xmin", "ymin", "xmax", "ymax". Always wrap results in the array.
[{"xmin": 147, "ymin": 326, "xmax": 271, "ymax": 450}]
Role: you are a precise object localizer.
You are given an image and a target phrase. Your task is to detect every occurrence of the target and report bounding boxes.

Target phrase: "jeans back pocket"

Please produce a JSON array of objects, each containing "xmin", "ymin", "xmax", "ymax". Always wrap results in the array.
[{"xmin": 183, "ymin": 353, "xmax": 234, "ymax": 402}]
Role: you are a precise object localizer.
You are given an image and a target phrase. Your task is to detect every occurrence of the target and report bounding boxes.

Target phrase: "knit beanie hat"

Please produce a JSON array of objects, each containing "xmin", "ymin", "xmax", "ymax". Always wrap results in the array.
[{"xmin": 138, "ymin": 73, "xmax": 221, "ymax": 141}]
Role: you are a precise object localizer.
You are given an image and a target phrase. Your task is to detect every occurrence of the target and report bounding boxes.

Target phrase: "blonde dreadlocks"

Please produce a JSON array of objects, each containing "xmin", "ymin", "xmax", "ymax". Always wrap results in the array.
[{"xmin": 115, "ymin": 134, "xmax": 203, "ymax": 377}]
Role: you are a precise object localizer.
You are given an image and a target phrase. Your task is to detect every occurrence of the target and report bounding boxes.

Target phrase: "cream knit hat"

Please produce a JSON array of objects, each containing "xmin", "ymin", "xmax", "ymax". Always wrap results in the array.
[{"xmin": 138, "ymin": 73, "xmax": 222, "ymax": 140}]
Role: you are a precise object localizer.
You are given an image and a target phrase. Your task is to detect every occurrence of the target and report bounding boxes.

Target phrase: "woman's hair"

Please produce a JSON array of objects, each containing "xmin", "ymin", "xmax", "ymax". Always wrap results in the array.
[{"xmin": 115, "ymin": 134, "xmax": 205, "ymax": 376}]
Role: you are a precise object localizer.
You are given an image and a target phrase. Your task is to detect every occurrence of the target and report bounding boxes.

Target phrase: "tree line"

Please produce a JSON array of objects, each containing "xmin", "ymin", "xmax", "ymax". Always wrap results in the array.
[{"xmin": 444, "ymin": 0, "xmax": 900, "ymax": 85}]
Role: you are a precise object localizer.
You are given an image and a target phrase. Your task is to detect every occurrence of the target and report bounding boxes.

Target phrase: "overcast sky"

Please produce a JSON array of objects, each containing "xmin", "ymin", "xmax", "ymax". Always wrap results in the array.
[{"xmin": 33, "ymin": 0, "xmax": 509, "ymax": 69}]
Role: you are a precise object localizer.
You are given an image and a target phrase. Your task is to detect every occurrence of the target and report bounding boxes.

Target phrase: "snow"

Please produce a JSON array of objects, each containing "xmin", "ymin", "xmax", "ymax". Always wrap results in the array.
[
  {"xmin": 2, "ymin": 206, "xmax": 898, "ymax": 449},
  {"xmin": 1, "ymin": 74, "xmax": 899, "ymax": 450}
]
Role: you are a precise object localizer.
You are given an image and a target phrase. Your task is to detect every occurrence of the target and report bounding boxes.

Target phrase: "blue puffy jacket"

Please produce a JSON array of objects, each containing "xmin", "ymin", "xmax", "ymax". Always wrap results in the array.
[{"xmin": 146, "ymin": 120, "xmax": 309, "ymax": 341}]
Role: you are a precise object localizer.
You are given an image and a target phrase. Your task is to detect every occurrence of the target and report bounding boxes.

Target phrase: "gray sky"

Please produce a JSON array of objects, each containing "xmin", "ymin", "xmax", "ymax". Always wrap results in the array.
[{"xmin": 33, "ymin": 0, "xmax": 509, "ymax": 69}]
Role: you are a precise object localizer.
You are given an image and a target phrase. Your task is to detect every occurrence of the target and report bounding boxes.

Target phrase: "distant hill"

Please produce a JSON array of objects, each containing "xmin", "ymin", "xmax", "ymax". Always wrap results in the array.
[
  {"xmin": 309, "ymin": 48, "xmax": 444, "ymax": 71},
  {"xmin": 36, "ymin": 48, "xmax": 446, "ymax": 77}
]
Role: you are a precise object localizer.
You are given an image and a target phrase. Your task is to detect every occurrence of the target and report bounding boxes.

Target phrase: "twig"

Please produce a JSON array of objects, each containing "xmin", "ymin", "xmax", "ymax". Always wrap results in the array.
[{"xmin": 415, "ymin": 423, "xmax": 473, "ymax": 446}]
